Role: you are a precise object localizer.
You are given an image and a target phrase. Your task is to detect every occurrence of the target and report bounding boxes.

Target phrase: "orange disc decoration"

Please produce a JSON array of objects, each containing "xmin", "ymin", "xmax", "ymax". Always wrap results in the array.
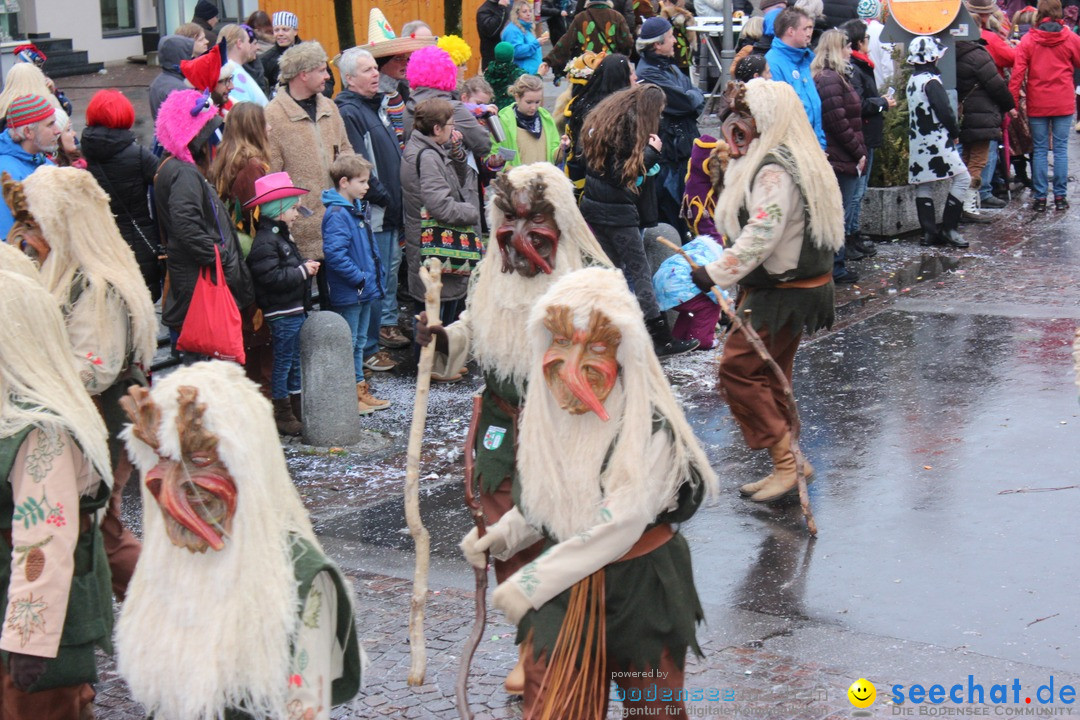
[{"xmin": 887, "ymin": 0, "xmax": 961, "ymax": 35}]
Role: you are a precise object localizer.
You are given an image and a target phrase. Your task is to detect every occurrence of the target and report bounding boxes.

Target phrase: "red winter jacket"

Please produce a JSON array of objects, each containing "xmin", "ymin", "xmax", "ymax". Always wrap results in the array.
[
  {"xmin": 1009, "ymin": 21, "xmax": 1080, "ymax": 117},
  {"xmin": 981, "ymin": 28, "xmax": 1015, "ymax": 74}
]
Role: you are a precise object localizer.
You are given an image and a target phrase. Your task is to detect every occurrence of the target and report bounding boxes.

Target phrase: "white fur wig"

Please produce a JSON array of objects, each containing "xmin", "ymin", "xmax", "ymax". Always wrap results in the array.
[
  {"xmin": 23, "ymin": 166, "xmax": 158, "ymax": 369},
  {"xmin": 0, "ymin": 238, "xmax": 40, "ymax": 278},
  {"xmin": 714, "ymin": 79, "xmax": 844, "ymax": 252},
  {"xmin": 0, "ymin": 270, "xmax": 111, "ymax": 487},
  {"xmin": 467, "ymin": 162, "xmax": 612, "ymax": 391},
  {"xmin": 517, "ymin": 268, "xmax": 718, "ymax": 541},
  {"xmin": 117, "ymin": 361, "xmax": 327, "ymax": 720}
]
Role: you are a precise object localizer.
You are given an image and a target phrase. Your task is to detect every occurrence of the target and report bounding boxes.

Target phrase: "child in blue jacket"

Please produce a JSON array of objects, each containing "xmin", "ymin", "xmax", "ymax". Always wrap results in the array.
[{"xmin": 321, "ymin": 155, "xmax": 390, "ymax": 414}]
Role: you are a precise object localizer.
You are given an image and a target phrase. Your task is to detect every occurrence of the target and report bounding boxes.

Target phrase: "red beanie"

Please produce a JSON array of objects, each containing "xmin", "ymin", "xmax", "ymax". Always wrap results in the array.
[{"xmin": 85, "ymin": 89, "xmax": 136, "ymax": 130}]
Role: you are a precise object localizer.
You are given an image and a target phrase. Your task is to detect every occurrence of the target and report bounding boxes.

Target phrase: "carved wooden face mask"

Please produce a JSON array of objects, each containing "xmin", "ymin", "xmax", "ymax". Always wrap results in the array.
[
  {"xmin": 122, "ymin": 386, "xmax": 238, "ymax": 553},
  {"xmin": 492, "ymin": 174, "xmax": 560, "ymax": 277},
  {"xmin": 541, "ymin": 306, "xmax": 621, "ymax": 420},
  {"xmin": 720, "ymin": 81, "xmax": 757, "ymax": 160},
  {"xmin": 1, "ymin": 172, "xmax": 48, "ymax": 263}
]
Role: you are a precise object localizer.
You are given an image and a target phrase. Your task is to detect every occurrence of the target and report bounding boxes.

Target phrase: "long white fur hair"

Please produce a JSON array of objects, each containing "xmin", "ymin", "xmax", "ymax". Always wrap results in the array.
[
  {"xmin": 117, "ymin": 361, "xmax": 327, "ymax": 720},
  {"xmin": 0, "ymin": 270, "xmax": 111, "ymax": 488},
  {"xmin": 713, "ymin": 79, "xmax": 844, "ymax": 252},
  {"xmin": 23, "ymin": 166, "xmax": 157, "ymax": 369},
  {"xmin": 466, "ymin": 162, "xmax": 612, "ymax": 392},
  {"xmin": 517, "ymin": 268, "xmax": 718, "ymax": 541}
]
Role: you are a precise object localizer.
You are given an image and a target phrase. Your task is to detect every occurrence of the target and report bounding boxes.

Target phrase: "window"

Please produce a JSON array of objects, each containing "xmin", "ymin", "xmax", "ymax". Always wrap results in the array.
[{"xmin": 101, "ymin": 0, "xmax": 137, "ymax": 34}]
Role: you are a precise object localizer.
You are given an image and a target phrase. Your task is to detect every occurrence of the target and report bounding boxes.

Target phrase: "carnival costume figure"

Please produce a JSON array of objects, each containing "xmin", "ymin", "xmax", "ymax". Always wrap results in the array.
[
  {"xmin": 690, "ymin": 79, "xmax": 844, "ymax": 502},
  {"xmin": 116, "ymin": 361, "xmax": 363, "ymax": 720},
  {"xmin": 462, "ymin": 267, "xmax": 718, "ymax": 718}
]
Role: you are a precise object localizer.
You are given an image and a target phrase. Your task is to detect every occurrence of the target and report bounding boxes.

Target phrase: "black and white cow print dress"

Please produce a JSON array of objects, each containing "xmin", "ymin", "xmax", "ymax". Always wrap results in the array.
[{"xmin": 906, "ymin": 71, "xmax": 967, "ymax": 185}]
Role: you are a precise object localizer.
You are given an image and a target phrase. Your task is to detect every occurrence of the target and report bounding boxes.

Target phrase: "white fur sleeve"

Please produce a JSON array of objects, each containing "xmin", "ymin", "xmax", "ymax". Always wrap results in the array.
[
  {"xmin": 286, "ymin": 571, "xmax": 341, "ymax": 720},
  {"xmin": 506, "ymin": 431, "xmax": 671, "ymax": 611},
  {"xmin": 703, "ymin": 164, "xmax": 799, "ymax": 289},
  {"xmin": 431, "ymin": 309, "xmax": 473, "ymax": 379}
]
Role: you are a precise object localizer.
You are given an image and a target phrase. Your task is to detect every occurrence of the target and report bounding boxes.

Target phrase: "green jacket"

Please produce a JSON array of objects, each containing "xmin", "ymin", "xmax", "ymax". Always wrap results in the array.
[{"xmin": 492, "ymin": 104, "xmax": 561, "ymax": 168}]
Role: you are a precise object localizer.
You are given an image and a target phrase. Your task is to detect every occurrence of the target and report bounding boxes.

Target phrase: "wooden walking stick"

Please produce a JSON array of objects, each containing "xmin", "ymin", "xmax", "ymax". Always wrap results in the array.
[
  {"xmin": 455, "ymin": 394, "xmax": 487, "ymax": 719},
  {"xmin": 404, "ymin": 257, "xmax": 443, "ymax": 685},
  {"xmin": 656, "ymin": 237, "xmax": 818, "ymax": 537}
]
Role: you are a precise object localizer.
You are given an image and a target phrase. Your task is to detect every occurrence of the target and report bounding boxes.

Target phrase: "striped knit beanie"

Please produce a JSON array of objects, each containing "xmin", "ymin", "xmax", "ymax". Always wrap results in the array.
[
  {"xmin": 6, "ymin": 94, "xmax": 55, "ymax": 127},
  {"xmin": 272, "ymin": 11, "xmax": 299, "ymax": 29}
]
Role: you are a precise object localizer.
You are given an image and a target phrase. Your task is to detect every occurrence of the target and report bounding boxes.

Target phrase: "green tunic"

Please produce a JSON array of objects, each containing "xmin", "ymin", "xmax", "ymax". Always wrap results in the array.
[
  {"xmin": 515, "ymin": 420, "xmax": 707, "ymax": 672},
  {"xmin": 0, "ymin": 424, "xmax": 113, "ymax": 692},
  {"xmin": 473, "ymin": 371, "xmax": 525, "ymax": 496},
  {"xmin": 738, "ymin": 149, "xmax": 836, "ymax": 336}
]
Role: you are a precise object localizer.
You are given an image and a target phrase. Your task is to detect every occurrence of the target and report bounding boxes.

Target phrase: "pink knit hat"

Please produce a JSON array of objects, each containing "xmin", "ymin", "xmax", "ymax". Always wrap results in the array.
[
  {"xmin": 155, "ymin": 89, "xmax": 220, "ymax": 164},
  {"xmin": 406, "ymin": 46, "xmax": 458, "ymax": 92}
]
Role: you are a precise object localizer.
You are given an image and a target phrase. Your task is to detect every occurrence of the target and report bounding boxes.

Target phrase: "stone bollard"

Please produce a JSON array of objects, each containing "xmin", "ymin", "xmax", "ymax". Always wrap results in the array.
[
  {"xmin": 299, "ymin": 311, "xmax": 363, "ymax": 447},
  {"xmin": 643, "ymin": 222, "xmax": 680, "ymax": 273}
]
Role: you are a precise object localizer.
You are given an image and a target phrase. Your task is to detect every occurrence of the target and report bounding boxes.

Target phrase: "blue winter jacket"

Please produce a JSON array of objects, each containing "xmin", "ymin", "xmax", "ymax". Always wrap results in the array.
[
  {"xmin": 0, "ymin": 132, "xmax": 53, "ymax": 238},
  {"xmin": 501, "ymin": 22, "xmax": 543, "ymax": 74},
  {"xmin": 765, "ymin": 38, "xmax": 827, "ymax": 149},
  {"xmin": 320, "ymin": 189, "xmax": 385, "ymax": 307}
]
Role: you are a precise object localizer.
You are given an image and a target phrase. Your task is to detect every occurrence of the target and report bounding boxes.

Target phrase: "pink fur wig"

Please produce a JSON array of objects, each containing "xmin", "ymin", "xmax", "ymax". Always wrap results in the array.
[
  {"xmin": 155, "ymin": 89, "xmax": 219, "ymax": 164},
  {"xmin": 406, "ymin": 46, "xmax": 458, "ymax": 91}
]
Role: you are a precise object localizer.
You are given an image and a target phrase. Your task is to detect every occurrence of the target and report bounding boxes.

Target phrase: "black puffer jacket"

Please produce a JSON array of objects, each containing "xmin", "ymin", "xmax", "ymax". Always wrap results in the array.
[
  {"xmin": 81, "ymin": 125, "xmax": 162, "ymax": 299},
  {"xmin": 246, "ymin": 218, "xmax": 311, "ymax": 317},
  {"xmin": 819, "ymin": 0, "xmax": 859, "ymax": 36},
  {"xmin": 849, "ymin": 53, "xmax": 888, "ymax": 149},
  {"xmin": 580, "ymin": 146, "xmax": 662, "ymax": 228},
  {"xmin": 477, "ymin": 0, "xmax": 513, "ymax": 69},
  {"xmin": 814, "ymin": 67, "xmax": 865, "ymax": 175},
  {"xmin": 155, "ymin": 157, "xmax": 254, "ymax": 329},
  {"xmin": 956, "ymin": 40, "xmax": 1015, "ymax": 143}
]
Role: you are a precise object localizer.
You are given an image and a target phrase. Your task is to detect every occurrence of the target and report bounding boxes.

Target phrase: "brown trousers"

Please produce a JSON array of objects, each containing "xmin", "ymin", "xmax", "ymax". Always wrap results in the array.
[
  {"xmin": 718, "ymin": 323, "xmax": 801, "ymax": 449},
  {"xmin": 478, "ymin": 478, "xmax": 545, "ymax": 584},
  {"xmin": 0, "ymin": 666, "xmax": 94, "ymax": 720},
  {"xmin": 522, "ymin": 640, "xmax": 688, "ymax": 718},
  {"xmin": 101, "ymin": 456, "xmax": 140, "ymax": 602},
  {"xmin": 961, "ymin": 141, "xmax": 993, "ymax": 190}
]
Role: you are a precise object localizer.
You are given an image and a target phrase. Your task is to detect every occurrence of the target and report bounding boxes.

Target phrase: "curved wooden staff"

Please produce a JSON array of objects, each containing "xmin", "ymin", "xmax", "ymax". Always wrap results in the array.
[
  {"xmin": 656, "ymin": 237, "xmax": 818, "ymax": 537},
  {"xmin": 455, "ymin": 394, "xmax": 487, "ymax": 719},
  {"xmin": 405, "ymin": 257, "xmax": 443, "ymax": 685}
]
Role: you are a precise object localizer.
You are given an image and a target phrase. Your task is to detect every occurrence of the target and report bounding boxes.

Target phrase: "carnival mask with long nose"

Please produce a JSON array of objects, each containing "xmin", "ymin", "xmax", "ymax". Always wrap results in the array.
[
  {"xmin": 122, "ymin": 386, "xmax": 238, "ymax": 553},
  {"xmin": 492, "ymin": 174, "xmax": 560, "ymax": 277},
  {"xmin": 719, "ymin": 82, "xmax": 757, "ymax": 160},
  {"xmin": 541, "ymin": 306, "xmax": 621, "ymax": 420},
  {"xmin": 1, "ymin": 172, "xmax": 49, "ymax": 264}
]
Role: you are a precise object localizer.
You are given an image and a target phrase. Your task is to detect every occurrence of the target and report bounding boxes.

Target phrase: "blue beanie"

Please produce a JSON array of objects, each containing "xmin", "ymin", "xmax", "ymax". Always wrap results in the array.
[{"xmin": 639, "ymin": 17, "xmax": 673, "ymax": 42}]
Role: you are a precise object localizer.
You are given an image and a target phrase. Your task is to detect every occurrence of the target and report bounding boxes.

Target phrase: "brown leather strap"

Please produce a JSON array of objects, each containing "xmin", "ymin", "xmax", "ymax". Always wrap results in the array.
[
  {"xmin": 489, "ymin": 390, "xmax": 521, "ymax": 420},
  {"xmin": 616, "ymin": 523, "xmax": 675, "ymax": 563},
  {"xmin": 772, "ymin": 272, "xmax": 833, "ymax": 290}
]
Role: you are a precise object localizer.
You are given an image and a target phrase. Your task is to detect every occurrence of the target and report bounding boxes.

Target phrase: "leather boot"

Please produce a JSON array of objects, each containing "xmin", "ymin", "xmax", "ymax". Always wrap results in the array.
[
  {"xmin": 356, "ymin": 381, "xmax": 388, "ymax": 412},
  {"xmin": 916, "ymin": 197, "xmax": 940, "ymax": 247},
  {"xmin": 748, "ymin": 432, "xmax": 809, "ymax": 503},
  {"xmin": 939, "ymin": 194, "xmax": 971, "ymax": 248},
  {"xmin": 851, "ymin": 233, "xmax": 877, "ymax": 257},
  {"xmin": 844, "ymin": 234, "xmax": 865, "ymax": 261},
  {"xmin": 739, "ymin": 455, "xmax": 814, "ymax": 496},
  {"xmin": 505, "ymin": 643, "xmax": 526, "ymax": 695},
  {"xmin": 646, "ymin": 314, "xmax": 699, "ymax": 357},
  {"xmin": 272, "ymin": 398, "xmax": 302, "ymax": 436},
  {"xmin": 289, "ymin": 392, "xmax": 302, "ymax": 422}
]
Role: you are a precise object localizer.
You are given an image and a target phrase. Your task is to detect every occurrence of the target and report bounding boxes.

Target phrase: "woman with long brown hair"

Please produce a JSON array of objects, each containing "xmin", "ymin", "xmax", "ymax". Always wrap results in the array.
[
  {"xmin": 581, "ymin": 83, "xmax": 697, "ymax": 356},
  {"xmin": 208, "ymin": 101, "xmax": 275, "ymax": 397}
]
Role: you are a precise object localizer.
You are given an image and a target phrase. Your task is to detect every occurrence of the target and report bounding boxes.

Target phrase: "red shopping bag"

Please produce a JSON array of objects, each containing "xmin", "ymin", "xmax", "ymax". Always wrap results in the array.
[{"xmin": 176, "ymin": 244, "xmax": 246, "ymax": 364}]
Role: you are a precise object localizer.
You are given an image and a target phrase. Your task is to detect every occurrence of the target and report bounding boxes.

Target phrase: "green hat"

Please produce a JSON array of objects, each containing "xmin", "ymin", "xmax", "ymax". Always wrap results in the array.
[{"xmin": 494, "ymin": 42, "xmax": 514, "ymax": 64}]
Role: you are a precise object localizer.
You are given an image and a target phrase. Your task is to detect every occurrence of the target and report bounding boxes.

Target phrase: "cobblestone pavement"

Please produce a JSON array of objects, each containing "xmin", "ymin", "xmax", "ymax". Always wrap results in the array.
[{"xmin": 94, "ymin": 570, "xmax": 873, "ymax": 720}]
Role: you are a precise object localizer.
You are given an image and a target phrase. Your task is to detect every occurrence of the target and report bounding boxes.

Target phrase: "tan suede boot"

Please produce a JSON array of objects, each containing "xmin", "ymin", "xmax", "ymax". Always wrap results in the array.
[
  {"xmin": 504, "ymin": 643, "xmax": 526, "ymax": 695},
  {"xmin": 272, "ymin": 398, "xmax": 302, "ymax": 436},
  {"xmin": 355, "ymin": 384, "xmax": 375, "ymax": 416},
  {"xmin": 357, "ymin": 381, "xmax": 390, "ymax": 411},
  {"xmin": 748, "ymin": 432, "xmax": 811, "ymax": 503},
  {"xmin": 739, "ymin": 452, "xmax": 813, "ymax": 496}
]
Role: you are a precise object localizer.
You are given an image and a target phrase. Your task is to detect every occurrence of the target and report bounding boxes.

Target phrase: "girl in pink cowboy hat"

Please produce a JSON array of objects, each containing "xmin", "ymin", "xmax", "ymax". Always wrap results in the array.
[{"xmin": 244, "ymin": 171, "xmax": 319, "ymax": 435}]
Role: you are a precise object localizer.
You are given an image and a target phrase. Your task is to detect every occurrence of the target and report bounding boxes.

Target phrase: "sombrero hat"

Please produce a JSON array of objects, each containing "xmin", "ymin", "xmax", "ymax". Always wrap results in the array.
[{"xmin": 365, "ymin": 8, "xmax": 437, "ymax": 58}]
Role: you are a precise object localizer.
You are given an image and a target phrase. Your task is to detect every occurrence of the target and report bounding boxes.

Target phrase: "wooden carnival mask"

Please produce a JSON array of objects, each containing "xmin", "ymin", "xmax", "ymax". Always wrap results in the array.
[
  {"xmin": 492, "ymin": 173, "xmax": 560, "ymax": 278},
  {"xmin": 1, "ymin": 172, "xmax": 48, "ymax": 263},
  {"xmin": 720, "ymin": 82, "xmax": 757, "ymax": 160},
  {"xmin": 121, "ymin": 386, "xmax": 238, "ymax": 553},
  {"xmin": 541, "ymin": 305, "xmax": 621, "ymax": 420}
]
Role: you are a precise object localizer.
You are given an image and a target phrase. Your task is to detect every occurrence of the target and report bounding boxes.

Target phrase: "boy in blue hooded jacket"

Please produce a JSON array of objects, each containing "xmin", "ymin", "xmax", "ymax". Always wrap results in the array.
[{"xmin": 321, "ymin": 155, "xmax": 391, "ymax": 413}]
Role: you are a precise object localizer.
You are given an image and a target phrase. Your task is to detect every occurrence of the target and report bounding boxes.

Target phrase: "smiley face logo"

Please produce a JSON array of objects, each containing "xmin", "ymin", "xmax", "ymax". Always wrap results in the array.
[{"xmin": 847, "ymin": 678, "xmax": 876, "ymax": 708}]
